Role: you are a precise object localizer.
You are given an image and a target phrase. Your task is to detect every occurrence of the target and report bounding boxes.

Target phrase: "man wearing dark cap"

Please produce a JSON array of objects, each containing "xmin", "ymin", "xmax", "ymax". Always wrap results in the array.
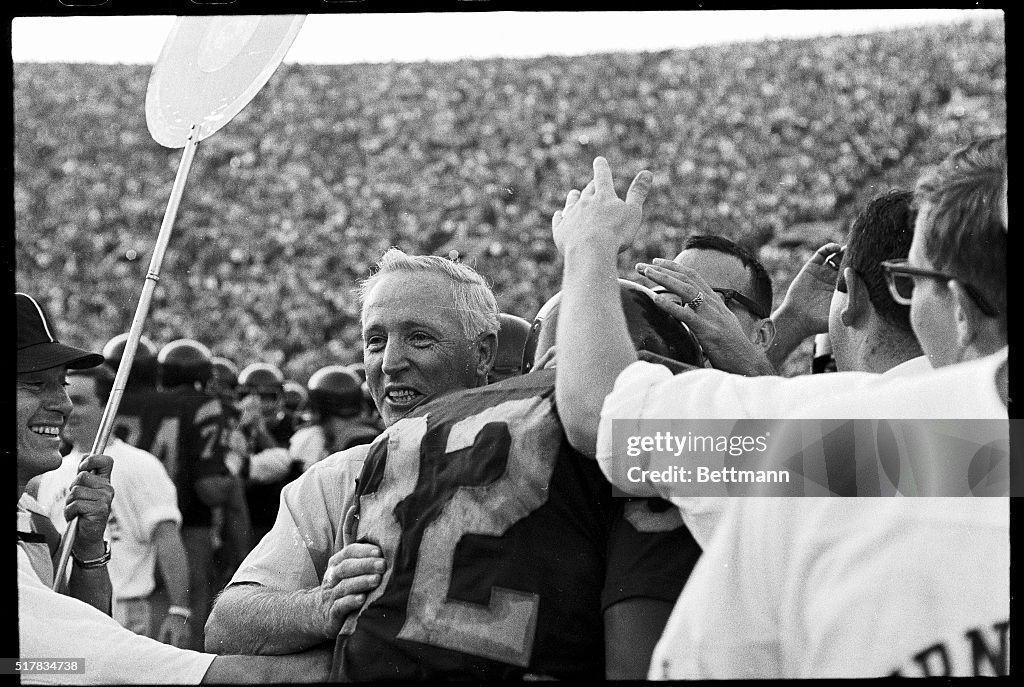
[
  {"xmin": 17, "ymin": 291, "xmax": 113, "ymax": 610},
  {"xmin": 17, "ymin": 291, "xmax": 332, "ymax": 683}
]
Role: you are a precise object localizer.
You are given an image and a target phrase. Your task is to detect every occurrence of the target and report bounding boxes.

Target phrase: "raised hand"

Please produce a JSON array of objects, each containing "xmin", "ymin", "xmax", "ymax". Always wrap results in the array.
[{"xmin": 552, "ymin": 157, "xmax": 653, "ymax": 257}]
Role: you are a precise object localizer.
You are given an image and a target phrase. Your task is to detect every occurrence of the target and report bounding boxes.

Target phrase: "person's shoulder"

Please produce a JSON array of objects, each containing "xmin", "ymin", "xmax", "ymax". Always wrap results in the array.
[
  {"xmin": 109, "ymin": 439, "xmax": 171, "ymax": 473},
  {"xmin": 313, "ymin": 442, "xmax": 374, "ymax": 474}
]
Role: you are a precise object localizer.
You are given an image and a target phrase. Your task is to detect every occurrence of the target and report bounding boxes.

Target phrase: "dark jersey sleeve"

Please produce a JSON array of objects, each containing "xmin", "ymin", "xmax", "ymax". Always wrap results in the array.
[
  {"xmin": 332, "ymin": 370, "xmax": 611, "ymax": 681},
  {"xmin": 602, "ymin": 497, "xmax": 702, "ymax": 611}
]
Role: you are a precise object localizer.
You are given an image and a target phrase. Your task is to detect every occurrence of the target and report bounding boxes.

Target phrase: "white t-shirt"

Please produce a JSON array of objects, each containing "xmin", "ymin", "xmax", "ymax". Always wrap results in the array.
[
  {"xmin": 596, "ymin": 353, "xmax": 995, "ymax": 547},
  {"xmin": 228, "ymin": 445, "xmax": 368, "ymax": 591},
  {"xmin": 653, "ymin": 497, "xmax": 1009, "ymax": 678},
  {"xmin": 632, "ymin": 350, "xmax": 1008, "ymax": 678},
  {"xmin": 35, "ymin": 439, "xmax": 182, "ymax": 600},
  {"xmin": 17, "ymin": 543, "xmax": 214, "ymax": 685}
]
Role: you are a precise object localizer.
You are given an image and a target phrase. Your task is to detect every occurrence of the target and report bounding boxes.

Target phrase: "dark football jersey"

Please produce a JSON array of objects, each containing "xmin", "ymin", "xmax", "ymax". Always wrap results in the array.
[
  {"xmin": 330, "ymin": 369, "xmax": 700, "ymax": 680},
  {"xmin": 113, "ymin": 387, "xmax": 231, "ymax": 527}
]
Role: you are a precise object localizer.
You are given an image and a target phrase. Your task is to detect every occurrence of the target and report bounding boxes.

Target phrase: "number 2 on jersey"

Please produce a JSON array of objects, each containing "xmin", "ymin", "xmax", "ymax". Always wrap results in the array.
[{"xmin": 356, "ymin": 397, "xmax": 560, "ymax": 667}]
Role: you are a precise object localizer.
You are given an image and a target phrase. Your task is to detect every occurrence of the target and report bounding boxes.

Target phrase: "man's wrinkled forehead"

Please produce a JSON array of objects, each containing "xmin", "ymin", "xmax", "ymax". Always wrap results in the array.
[{"xmin": 361, "ymin": 272, "xmax": 460, "ymax": 331}]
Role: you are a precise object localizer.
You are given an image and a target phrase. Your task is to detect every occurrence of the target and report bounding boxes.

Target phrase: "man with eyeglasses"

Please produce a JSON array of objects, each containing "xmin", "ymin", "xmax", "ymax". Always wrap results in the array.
[
  {"xmin": 770, "ymin": 190, "xmax": 928, "ymax": 377},
  {"xmin": 638, "ymin": 235, "xmax": 777, "ymax": 376},
  {"xmin": 552, "ymin": 135, "xmax": 1007, "ymax": 677}
]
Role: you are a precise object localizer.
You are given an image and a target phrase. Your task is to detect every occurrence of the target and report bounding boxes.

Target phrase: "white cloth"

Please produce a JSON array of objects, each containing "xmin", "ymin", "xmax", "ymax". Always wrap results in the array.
[
  {"xmin": 229, "ymin": 445, "xmax": 369, "ymax": 591},
  {"xmin": 653, "ymin": 497, "xmax": 1009, "ymax": 678},
  {"xmin": 17, "ymin": 494, "xmax": 60, "ymax": 587},
  {"xmin": 17, "ymin": 544, "xmax": 214, "ymax": 685},
  {"xmin": 18, "ymin": 544, "xmax": 212, "ymax": 683},
  {"xmin": 247, "ymin": 447, "xmax": 293, "ymax": 484},
  {"xmin": 881, "ymin": 354, "xmax": 933, "ymax": 377},
  {"xmin": 618, "ymin": 349, "xmax": 1008, "ymax": 678},
  {"xmin": 35, "ymin": 439, "xmax": 182, "ymax": 600},
  {"xmin": 596, "ymin": 353, "xmax": 981, "ymax": 547},
  {"xmin": 288, "ymin": 424, "xmax": 328, "ymax": 473}
]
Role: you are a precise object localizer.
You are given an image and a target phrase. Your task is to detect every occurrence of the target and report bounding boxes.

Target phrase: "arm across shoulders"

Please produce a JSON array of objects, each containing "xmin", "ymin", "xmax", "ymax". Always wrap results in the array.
[{"xmin": 229, "ymin": 445, "xmax": 369, "ymax": 591}]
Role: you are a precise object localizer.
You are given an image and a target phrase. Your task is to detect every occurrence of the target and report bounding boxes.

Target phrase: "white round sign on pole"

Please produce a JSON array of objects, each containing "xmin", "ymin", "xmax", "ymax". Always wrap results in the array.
[{"xmin": 146, "ymin": 15, "xmax": 305, "ymax": 148}]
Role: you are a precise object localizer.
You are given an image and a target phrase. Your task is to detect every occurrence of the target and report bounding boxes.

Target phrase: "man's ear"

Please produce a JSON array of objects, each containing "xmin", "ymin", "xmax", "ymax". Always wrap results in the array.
[
  {"xmin": 753, "ymin": 317, "xmax": 776, "ymax": 351},
  {"xmin": 476, "ymin": 331, "xmax": 498, "ymax": 381},
  {"xmin": 948, "ymin": 281, "xmax": 981, "ymax": 350},
  {"xmin": 840, "ymin": 268, "xmax": 869, "ymax": 328}
]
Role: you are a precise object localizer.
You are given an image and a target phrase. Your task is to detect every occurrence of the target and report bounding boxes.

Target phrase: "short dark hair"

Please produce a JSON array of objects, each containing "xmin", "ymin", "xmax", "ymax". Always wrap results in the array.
[
  {"xmin": 914, "ymin": 134, "xmax": 1006, "ymax": 321},
  {"xmin": 842, "ymin": 190, "xmax": 916, "ymax": 333},
  {"xmin": 68, "ymin": 365, "xmax": 115, "ymax": 405},
  {"xmin": 680, "ymin": 234, "xmax": 773, "ymax": 317}
]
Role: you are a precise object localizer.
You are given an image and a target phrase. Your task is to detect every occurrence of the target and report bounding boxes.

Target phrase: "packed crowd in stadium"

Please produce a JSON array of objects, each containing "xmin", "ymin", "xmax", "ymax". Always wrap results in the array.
[
  {"xmin": 15, "ymin": 15, "xmax": 1008, "ymax": 683},
  {"xmin": 15, "ymin": 18, "xmax": 1003, "ymax": 377}
]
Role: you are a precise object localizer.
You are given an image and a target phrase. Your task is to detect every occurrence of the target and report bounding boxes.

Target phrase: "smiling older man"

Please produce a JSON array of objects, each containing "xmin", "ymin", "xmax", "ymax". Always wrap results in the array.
[{"xmin": 206, "ymin": 249, "xmax": 500, "ymax": 656}]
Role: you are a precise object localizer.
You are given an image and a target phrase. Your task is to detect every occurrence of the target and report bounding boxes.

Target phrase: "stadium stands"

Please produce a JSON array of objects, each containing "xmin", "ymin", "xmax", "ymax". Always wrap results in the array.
[{"xmin": 13, "ymin": 19, "xmax": 1004, "ymax": 378}]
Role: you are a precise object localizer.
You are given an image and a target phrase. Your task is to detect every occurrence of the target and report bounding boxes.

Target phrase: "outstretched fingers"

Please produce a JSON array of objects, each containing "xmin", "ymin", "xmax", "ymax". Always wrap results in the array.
[
  {"xmin": 625, "ymin": 170, "xmax": 654, "ymax": 209},
  {"xmin": 592, "ymin": 156, "xmax": 614, "ymax": 195},
  {"xmin": 564, "ymin": 188, "xmax": 581, "ymax": 211}
]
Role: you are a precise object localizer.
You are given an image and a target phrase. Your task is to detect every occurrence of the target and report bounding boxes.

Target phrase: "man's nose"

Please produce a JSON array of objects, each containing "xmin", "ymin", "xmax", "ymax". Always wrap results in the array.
[
  {"xmin": 46, "ymin": 383, "xmax": 73, "ymax": 417},
  {"xmin": 380, "ymin": 338, "xmax": 410, "ymax": 375}
]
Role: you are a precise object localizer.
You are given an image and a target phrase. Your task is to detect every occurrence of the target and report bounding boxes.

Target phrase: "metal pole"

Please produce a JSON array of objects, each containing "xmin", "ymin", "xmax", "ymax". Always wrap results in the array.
[{"xmin": 52, "ymin": 125, "xmax": 201, "ymax": 591}]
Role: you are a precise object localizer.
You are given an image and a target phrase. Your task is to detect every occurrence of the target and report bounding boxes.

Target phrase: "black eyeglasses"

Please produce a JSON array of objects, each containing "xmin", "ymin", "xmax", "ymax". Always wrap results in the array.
[
  {"xmin": 881, "ymin": 259, "xmax": 999, "ymax": 317},
  {"xmin": 711, "ymin": 288, "xmax": 769, "ymax": 319}
]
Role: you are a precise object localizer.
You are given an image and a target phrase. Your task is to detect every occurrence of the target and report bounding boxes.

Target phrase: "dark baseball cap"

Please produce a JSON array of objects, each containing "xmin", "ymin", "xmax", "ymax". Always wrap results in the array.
[{"xmin": 17, "ymin": 292, "xmax": 104, "ymax": 374}]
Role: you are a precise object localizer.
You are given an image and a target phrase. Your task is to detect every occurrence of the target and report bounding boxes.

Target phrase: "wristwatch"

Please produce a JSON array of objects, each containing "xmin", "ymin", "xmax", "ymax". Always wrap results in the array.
[{"xmin": 72, "ymin": 541, "xmax": 111, "ymax": 569}]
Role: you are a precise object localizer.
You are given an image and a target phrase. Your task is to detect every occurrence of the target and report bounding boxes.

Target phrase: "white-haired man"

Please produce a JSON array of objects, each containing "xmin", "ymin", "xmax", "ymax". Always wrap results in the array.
[
  {"xmin": 208, "ymin": 249, "xmax": 701, "ymax": 680},
  {"xmin": 206, "ymin": 249, "xmax": 500, "ymax": 655}
]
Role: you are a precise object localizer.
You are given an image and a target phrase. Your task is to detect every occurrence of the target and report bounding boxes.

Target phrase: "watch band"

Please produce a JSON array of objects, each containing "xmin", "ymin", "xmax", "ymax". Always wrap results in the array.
[{"xmin": 71, "ymin": 541, "xmax": 111, "ymax": 569}]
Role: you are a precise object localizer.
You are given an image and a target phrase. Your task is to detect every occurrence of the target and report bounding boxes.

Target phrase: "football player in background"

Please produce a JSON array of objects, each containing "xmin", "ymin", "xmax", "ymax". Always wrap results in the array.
[
  {"xmin": 235, "ymin": 362, "xmax": 300, "ymax": 544},
  {"xmin": 111, "ymin": 337, "xmax": 235, "ymax": 650},
  {"xmin": 289, "ymin": 365, "xmax": 381, "ymax": 473}
]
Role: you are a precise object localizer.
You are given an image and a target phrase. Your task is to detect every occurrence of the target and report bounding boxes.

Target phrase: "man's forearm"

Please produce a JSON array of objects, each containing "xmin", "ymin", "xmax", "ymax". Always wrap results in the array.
[
  {"xmin": 205, "ymin": 583, "xmax": 329, "ymax": 655},
  {"xmin": 555, "ymin": 245, "xmax": 638, "ymax": 457},
  {"xmin": 201, "ymin": 646, "xmax": 332, "ymax": 683},
  {"xmin": 767, "ymin": 302, "xmax": 822, "ymax": 369},
  {"xmin": 68, "ymin": 562, "xmax": 113, "ymax": 615},
  {"xmin": 153, "ymin": 521, "xmax": 191, "ymax": 608}
]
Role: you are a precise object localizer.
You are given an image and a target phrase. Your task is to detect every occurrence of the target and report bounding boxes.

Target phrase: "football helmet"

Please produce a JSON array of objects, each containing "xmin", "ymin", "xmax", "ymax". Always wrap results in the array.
[
  {"xmin": 307, "ymin": 365, "xmax": 364, "ymax": 418},
  {"xmin": 523, "ymin": 280, "xmax": 703, "ymax": 373},
  {"xmin": 490, "ymin": 313, "xmax": 532, "ymax": 383},
  {"xmin": 238, "ymin": 362, "xmax": 286, "ymax": 396},
  {"xmin": 102, "ymin": 332, "xmax": 159, "ymax": 388},
  {"xmin": 157, "ymin": 338, "xmax": 214, "ymax": 388}
]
